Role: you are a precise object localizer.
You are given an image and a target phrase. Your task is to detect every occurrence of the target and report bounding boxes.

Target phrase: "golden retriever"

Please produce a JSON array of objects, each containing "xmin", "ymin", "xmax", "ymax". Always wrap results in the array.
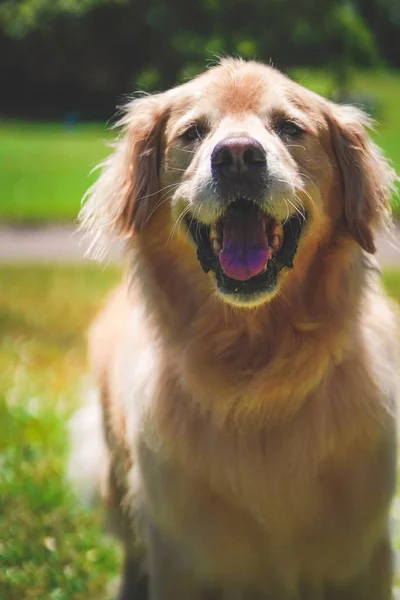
[{"xmin": 70, "ymin": 58, "xmax": 399, "ymax": 599}]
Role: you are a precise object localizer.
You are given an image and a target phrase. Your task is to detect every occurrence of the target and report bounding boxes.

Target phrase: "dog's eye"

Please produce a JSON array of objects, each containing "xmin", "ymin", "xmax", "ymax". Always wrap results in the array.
[
  {"xmin": 181, "ymin": 124, "xmax": 206, "ymax": 143},
  {"xmin": 276, "ymin": 120, "xmax": 304, "ymax": 138}
]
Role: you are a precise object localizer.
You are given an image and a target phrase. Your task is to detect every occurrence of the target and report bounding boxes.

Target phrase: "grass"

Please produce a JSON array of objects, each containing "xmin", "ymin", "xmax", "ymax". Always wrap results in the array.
[
  {"xmin": 1, "ymin": 70, "xmax": 400, "ymax": 225},
  {"xmin": 380, "ymin": 269, "xmax": 400, "ymax": 301},
  {"xmin": 0, "ymin": 265, "xmax": 120, "ymax": 600},
  {"xmin": 1, "ymin": 264, "xmax": 400, "ymax": 599},
  {"xmin": 0, "ymin": 121, "xmax": 111, "ymax": 224}
]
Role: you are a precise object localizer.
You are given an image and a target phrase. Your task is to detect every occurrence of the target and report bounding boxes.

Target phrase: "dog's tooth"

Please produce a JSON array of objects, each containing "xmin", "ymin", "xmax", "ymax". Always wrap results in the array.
[
  {"xmin": 212, "ymin": 238, "xmax": 221, "ymax": 253},
  {"xmin": 272, "ymin": 223, "xmax": 284, "ymax": 237},
  {"xmin": 271, "ymin": 235, "xmax": 281, "ymax": 251},
  {"xmin": 210, "ymin": 224, "xmax": 222, "ymax": 254},
  {"xmin": 271, "ymin": 234, "xmax": 278, "ymax": 243}
]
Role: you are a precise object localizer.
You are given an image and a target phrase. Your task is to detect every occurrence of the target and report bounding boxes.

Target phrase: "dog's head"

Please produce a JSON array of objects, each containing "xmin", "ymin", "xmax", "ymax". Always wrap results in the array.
[{"xmin": 82, "ymin": 59, "xmax": 396, "ymax": 307}]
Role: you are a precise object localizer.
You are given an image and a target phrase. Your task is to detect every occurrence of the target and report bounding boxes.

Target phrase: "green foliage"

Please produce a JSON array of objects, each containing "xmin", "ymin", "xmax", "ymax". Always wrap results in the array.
[
  {"xmin": 1, "ymin": 0, "xmax": 399, "ymax": 119},
  {"xmin": 0, "ymin": 0, "xmax": 126, "ymax": 37},
  {"xmin": 324, "ymin": 2, "xmax": 380, "ymax": 93},
  {"xmin": 358, "ymin": 0, "xmax": 400, "ymax": 68},
  {"xmin": 330, "ymin": 2, "xmax": 378, "ymax": 64}
]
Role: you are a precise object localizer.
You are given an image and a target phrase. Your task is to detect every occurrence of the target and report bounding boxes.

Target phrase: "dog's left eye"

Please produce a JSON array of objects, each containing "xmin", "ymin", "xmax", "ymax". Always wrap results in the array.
[
  {"xmin": 181, "ymin": 124, "xmax": 206, "ymax": 142},
  {"xmin": 276, "ymin": 120, "xmax": 304, "ymax": 137}
]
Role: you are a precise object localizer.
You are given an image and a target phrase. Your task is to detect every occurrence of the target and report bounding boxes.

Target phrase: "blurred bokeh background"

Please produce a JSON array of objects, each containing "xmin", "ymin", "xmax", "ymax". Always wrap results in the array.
[{"xmin": 1, "ymin": 1, "xmax": 400, "ymax": 599}]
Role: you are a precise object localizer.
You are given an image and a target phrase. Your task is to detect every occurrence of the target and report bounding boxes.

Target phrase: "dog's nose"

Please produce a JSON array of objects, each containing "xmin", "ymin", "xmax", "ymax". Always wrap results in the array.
[
  {"xmin": 211, "ymin": 136, "xmax": 268, "ymax": 201},
  {"xmin": 211, "ymin": 137, "xmax": 266, "ymax": 174}
]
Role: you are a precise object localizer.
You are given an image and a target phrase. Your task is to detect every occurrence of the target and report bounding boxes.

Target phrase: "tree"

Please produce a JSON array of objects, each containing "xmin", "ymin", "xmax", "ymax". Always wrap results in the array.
[
  {"xmin": 0, "ymin": 0, "xmax": 124, "ymax": 37},
  {"xmin": 0, "ymin": 0, "xmax": 398, "ymax": 119}
]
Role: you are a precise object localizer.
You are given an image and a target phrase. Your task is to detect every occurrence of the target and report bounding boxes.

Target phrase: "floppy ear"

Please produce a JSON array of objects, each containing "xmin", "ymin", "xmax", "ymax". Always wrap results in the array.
[
  {"xmin": 327, "ymin": 104, "xmax": 397, "ymax": 253},
  {"xmin": 80, "ymin": 94, "xmax": 169, "ymax": 258}
]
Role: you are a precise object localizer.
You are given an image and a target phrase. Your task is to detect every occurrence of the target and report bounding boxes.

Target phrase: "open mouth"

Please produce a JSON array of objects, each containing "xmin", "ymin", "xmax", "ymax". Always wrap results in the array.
[{"xmin": 186, "ymin": 198, "xmax": 305, "ymax": 298}]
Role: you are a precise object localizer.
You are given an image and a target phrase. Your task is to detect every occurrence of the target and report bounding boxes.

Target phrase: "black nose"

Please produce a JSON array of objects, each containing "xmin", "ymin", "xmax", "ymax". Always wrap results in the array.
[
  {"xmin": 211, "ymin": 136, "xmax": 268, "ymax": 201},
  {"xmin": 211, "ymin": 137, "xmax": 266, "ymax": 174}
]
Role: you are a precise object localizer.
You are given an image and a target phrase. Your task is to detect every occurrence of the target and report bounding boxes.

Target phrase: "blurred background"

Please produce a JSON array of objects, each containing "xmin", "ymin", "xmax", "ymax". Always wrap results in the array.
[{"xmin": 1, "ymin": 1, "xmax": 400, "ymax": 599}]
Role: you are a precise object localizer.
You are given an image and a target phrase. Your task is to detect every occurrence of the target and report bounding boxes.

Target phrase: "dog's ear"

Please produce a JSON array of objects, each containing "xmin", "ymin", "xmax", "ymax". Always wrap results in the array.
[
  {"xmin": 326, "ymin": 104, "xmax": 396, "ymax": 253},
  {"xmin": 80, "ymin": 93, "xmax": 169, "ymax": 258}
]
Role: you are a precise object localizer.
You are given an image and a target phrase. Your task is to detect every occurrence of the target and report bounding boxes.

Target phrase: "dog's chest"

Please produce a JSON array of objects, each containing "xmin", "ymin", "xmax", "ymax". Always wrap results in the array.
[
  {"xmin": 119, "ymin": 332, "xmax": 395, "ymax": 586},
  {"xmin": 136, "ymin": 384, "xmax": 394, "ymax": 587}
]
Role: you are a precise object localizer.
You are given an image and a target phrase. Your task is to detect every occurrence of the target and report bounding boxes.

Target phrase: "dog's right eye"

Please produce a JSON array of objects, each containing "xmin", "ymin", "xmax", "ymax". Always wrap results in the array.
[{"xmin": 181, "ymin": 124, "xmax": 206, "ymax": 143}]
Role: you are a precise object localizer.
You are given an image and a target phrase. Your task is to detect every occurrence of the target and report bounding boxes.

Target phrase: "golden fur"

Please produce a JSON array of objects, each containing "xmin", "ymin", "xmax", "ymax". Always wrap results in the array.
[{"xmin": 72, "ymin": 59, "xmax": 399, "ymax": 599}]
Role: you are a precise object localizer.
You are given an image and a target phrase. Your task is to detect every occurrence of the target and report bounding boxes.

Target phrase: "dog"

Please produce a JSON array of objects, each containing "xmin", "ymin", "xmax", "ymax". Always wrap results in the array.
[{"xmin": 70, "ymin": 58, "xmax": 399, "ymax": 599}]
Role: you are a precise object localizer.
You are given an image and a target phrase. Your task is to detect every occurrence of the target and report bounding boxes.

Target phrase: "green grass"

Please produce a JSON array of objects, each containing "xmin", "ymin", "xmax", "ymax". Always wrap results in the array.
[
  {"xmin": 0, "ymin": 264, "xmax": 400, "ymax": 599},
  {"xmin": 381, "ymin": 269, "xmax": 400, "ymax": 301},
  {"xmin": 0, "ymin": 121, "xmax": 111, "ymax": 224},
  {"xmin": 1, "ymin": 70, "xmax": 400, "ymax": 225},
  {"xmin": 0, "ymin": 265, "xmax": 120, "ymax": 600}
]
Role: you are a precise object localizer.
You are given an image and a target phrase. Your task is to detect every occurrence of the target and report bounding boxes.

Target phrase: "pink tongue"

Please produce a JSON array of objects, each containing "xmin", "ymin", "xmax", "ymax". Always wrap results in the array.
[{"xmin": 219, "ymin": 204, "xmax": 270, "ymax": 281}]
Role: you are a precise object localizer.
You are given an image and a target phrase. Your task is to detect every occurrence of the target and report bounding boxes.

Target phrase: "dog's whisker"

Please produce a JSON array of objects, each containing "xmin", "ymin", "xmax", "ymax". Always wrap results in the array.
[
  {"xmin": 282, "ymin": 198, "xmax": 291, "ymax": 224},
  {"xmin": 295, "ymin": 185, "xmax": 316, "ymax": 216},
  {"xmin": 286, "ymin": 144, "xmax": 306, "ymax": 151},
  {"xmin": 286, "ymin": 197, "xmax": 307, "ymax": 222},
  {"xmin": 139, "ymin": 184, "xmax": 182, "ymax": 229},
  {"xmin": 136, "ymin": 181, "xmax": 181, "ymax": 204},
  {"xmin": 298, "ymin": 171, "xmax": 315, "ymax": 185},
  {"xmin": 140, "ymin": 195, "xmax": 174, "ymax": 230},
  {"xmin": 179, "ymin": 147, "xmax": 198, "ymax": 155},
  {"xmin": 168, "ymin": 208, "xmax": 189, "ymax": 241},
  {"xmin": 166, "ymin": 204, "xmax": 193, "ymax": 245},
  {"xmin": 169, "ymin": 167, "xmax": 191, "ymax": 173}
]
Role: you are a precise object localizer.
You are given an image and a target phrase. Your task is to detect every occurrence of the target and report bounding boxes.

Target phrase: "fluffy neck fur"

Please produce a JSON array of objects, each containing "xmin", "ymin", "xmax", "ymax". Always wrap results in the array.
[{"xmin": 132, "ymin": 206, "xmax": 368, "ymax": 428}]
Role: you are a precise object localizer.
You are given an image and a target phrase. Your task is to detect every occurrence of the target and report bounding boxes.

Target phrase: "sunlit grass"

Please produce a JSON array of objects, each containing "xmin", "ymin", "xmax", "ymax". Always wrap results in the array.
[
  {"xmin": 0, "ymin": 266, "xmax": 118, "ymax": 403},
  {"xmin": 0, "ymin": 265, "xmax": 120, "ymax": 600},
  {"xmin": 382, "ymin": 269, "xmax": 400, "ymax": 303},
  {"xmin": 0, "ymin": 264, "xmax": 400, "ymax": 599},
  {"xmin": 0, "ymin": 120, "xmax": 111, "ymax": 224},
  {"xmin": 0, "ymin": 396, "xmax": 120, "ymax": 600}
]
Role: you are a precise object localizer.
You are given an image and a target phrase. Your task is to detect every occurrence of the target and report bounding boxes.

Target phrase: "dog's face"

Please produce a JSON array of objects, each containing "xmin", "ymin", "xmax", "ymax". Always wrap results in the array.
[
  {"xmin": 82, "ymin": 59, "xmax": 394, "ymax": 307},
  {"xmin": 161, "ymin": 65, "xmax": 330, "ymax": 304}
]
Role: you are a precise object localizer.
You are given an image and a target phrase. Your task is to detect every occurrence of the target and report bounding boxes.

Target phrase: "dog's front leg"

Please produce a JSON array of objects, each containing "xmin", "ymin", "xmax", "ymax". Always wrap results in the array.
[
  {"xmin": 325, "ymin": 533, "xmax": 393, "ymax": 600},
  {"xmin": 146, "ymin": 522, "xmax": 215, "ymax": 600},
  {"xmin": 117, "ymin": 553, "xmax": 148, "ymax": 600}
]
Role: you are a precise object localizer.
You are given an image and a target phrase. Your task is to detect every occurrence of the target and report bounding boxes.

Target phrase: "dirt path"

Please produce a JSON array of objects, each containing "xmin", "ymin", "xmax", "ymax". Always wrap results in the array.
[
  {"xmin": 0, "ymin": 223, "xmax": 399, "ymax": 267},
  {"xmin": 0, "ymin": 225, "xmax": 121, "ymax": 264}
]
